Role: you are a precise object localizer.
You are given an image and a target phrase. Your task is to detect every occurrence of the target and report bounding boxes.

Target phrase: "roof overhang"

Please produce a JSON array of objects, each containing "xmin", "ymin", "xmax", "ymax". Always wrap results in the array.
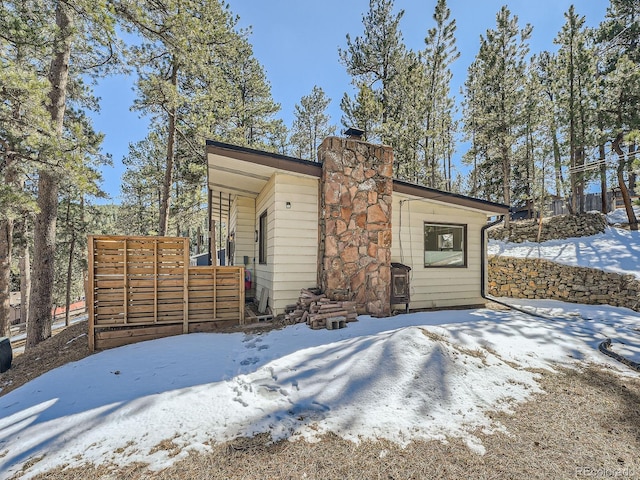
[
  {"xmin": 206, "ymin": 141, "xmax": 322, "ymax": 221},
  {"xmin": 393, "ymin": 180, "xmax": 509, "ymax": 215},
  {"xmin": 205, "ymin": 140, "xmax": 509, "ymax": 219}
]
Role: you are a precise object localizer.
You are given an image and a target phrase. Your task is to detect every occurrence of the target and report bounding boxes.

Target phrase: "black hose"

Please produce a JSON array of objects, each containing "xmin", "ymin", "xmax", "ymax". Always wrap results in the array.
[{"xmin": 599, "ymin": 339, "xmax": 640, "ymax": 372}]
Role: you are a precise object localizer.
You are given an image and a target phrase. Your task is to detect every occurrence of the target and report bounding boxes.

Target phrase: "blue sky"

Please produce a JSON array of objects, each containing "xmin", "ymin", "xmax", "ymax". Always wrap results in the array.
[{"xmin": 91, "ymin": 1, "xmax": 610, "ymax": 203}]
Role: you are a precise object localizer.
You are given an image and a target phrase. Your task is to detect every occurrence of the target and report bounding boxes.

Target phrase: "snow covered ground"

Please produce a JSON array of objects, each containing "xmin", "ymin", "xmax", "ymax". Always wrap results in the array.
[
  {"xmin": 1, "ymin": 300, "xmax": 639, "ymax": 479},
  {"xmin": 606, "ymin": 205, "xmax": 640, "ymax": 225},
  {"xmin": 489, "ymin": 225, "xmax": 640, "ymax": 279}
]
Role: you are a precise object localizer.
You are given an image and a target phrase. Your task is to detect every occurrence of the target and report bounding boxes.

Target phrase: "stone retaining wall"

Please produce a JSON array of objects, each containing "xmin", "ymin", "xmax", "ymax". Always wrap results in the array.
[
  {"xmin": 489, "ymin": 213, "xmax": 607, "ymax": 243},
  {"xmin": 488, "ymin": 256, "xmax": 640, "ymax": 312}
]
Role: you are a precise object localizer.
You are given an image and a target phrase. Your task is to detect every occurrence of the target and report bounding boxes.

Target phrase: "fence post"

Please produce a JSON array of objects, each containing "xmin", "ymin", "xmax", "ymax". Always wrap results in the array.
[
  {"xmin": 183, "ymin": 238, "xmax": 189, "ymax": 334},
  {"xmin": 154, "ymin": 237, "xmax": 158, "ymax": 324},
  {"xmin": 87, "ymin": 236, "xmax": 95, "ymax": 352},
  {"xmin": 239, "ymin": 266, "xmax": 245, "ymax": 325},
  {"xmin": 123, "ymin": 238, "xmax": 128, "ymax": 324},
  {"xmin": 213, "ymin": 267, "xmax": 217, "ymax": 320}
]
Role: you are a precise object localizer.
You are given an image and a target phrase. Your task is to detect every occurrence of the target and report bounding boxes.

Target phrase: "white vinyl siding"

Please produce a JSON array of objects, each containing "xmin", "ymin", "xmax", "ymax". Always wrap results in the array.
[
  {"xmin": 252, "ymin": 173, "xmax": 319, "ymax": 314},
  {"xmin": 254, "ymin": 176, "xmax": 276, "ymax": 309},
  {"xmin": 391, "ymin": 192, "xmax": 488, "ymax": 309},
  {"xmin": 245, "ymin": 172, "xmax": 488, "ymax": 313},
  {"xmin": 229, "ymin": 195, "xmax": 255, "ymax": 296},
  {"xmin": 231, "ymin": 196, "xmax": 255, "ymax": 268},
  {"xmin": 270, "ymin": 173, "xmax": 319, "ymax": 314}
]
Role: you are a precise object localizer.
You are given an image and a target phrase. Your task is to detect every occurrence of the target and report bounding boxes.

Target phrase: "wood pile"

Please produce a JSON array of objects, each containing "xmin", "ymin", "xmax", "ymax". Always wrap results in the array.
[{"xmin": 284, "ymin": 289, "xmax": 358, "ymax": 329}]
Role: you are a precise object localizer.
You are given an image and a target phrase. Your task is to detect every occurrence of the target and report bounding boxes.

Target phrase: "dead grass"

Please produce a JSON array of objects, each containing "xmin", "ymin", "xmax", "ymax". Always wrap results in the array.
[
  {"xmin": 0, "ymin": 321, "xmax": 91, "ymax": 397},
  {"xmin": 16, "ymin": 364, "xmax": 640, "ymax": 480},
  {"xmin": 149, "ymin": 435, "xmax": 182, "ymax": 458},
  {"xmin": 419, "ymin": 327, "xmax": 449, "ymax": 343},
  {"xmin": 420, "ymin": 327, "xmax": 490, "ymax": 364}
]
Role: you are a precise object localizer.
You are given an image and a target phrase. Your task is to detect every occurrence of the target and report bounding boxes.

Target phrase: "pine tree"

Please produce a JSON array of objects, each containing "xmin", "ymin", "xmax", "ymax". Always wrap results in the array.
[
  {"xmin": 514, "ymin": 59, "xmax": 546, "ymax": 218},
  {"xmin": 120, "ymin": 0, "xmax": 281, "ymax": 235},
  {"xmin": 461, "ymin": 59, "xmax": 485, "ymax": 197},
  {"xmin": 536, "ymin": 51, "xmax": 567, "ymax": 200},
  {"xmin": 391, "ymin": 52, "xmax": 427, "ymax": 182},
  {"xmin": 554, "ymin": 5, "xmax": 597, "ymax": 214},
  {"xmin": 290, "ymin": 86, "xmax": 336, "ymax": 162},
  {"xmin": 118, "ymin": 0, "xmax": 238, "ymax": 236},
  {"xmin": 266, "ymin": 119, "xmax": 289, "ymax": 156},
  {"xmin": 120, "ymin": 129, "xmax": 166, "ymax": 235},
  {"xmin": 461, "ymin": 6, "xmax": 532, "ymax": 215},
  {"xmin": 0, "ymin": 0, "xmax": 52, "ymax": 336},
  {"xmin": 339, "ymin": 0, "xmax": 406, "ymax": 142},
  {"xmin": 340, "ymin": 83, "xmax": 382, "ymax": 141},
  {"xmin": 421, "ymin": 0, "xmax": 459, "ymax": 190},
  {"xmin": 217, "ymin": 38, "xmax": 282, "ymax": 149},
  {"xmin": 0, "ymin": 0, "xmax": 120, "ymax": 347},
  {"xmin": 596, "ymin": 0, "xmax": 640, "ymax": 229}
]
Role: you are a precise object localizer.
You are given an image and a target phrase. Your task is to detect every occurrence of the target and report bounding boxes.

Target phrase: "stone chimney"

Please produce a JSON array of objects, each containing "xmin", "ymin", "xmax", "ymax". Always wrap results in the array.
[{"xmin": 317, "ymin": 136, "xmax": 392, "ymax": 317}]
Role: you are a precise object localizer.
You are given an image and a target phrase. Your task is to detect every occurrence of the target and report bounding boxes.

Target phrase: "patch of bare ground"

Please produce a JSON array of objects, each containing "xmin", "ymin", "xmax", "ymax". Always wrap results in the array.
[
  {"xmin": 23, "ymin": 364, "xmax": 640, "ymax": 480},
  {"xmin": 0, "ymin": 321, "xmax": 91, "ymax": 397}
]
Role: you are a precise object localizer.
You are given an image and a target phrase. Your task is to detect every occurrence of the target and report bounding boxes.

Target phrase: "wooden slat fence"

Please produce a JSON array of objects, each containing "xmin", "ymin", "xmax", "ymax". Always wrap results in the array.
[{"xmin": 88, "ymin": 235, "xmax": 244, "ymax": 351}]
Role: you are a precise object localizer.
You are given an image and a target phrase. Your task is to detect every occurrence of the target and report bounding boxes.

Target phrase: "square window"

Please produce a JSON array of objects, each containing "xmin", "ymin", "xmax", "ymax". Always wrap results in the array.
[{"xmin": 424, "ymin": 223, "xmax": 466, "ymax": 267}]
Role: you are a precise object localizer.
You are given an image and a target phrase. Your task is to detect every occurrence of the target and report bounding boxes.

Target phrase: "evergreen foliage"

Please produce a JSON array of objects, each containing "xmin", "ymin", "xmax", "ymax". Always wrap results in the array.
[
  {"xmin": 340, "ymin": 0, "xmax": 459, "ymax": 186},
  {"xmin": 290, "ymin": 86, "xmax": 336, "ymax": 161},
  {"xmin": 462, "ymin": 7, "xmax": 532, "ymax": 208}
]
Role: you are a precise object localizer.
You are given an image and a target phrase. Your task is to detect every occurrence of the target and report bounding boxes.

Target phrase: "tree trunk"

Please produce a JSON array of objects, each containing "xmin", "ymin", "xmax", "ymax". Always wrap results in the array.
[
  {"xmin": 65, "ymin": 227, "xmax": 76, "ymax": 327},
  {"xmin": 568, "ymin": 34, "xmax": 578, "ymax": 215},
  {"xmin": 612, "ymin": 135, "xmax": 638, "ymax": 231},
  {"xmin": 0, "ymin": 215, "xmax": 13, "ymax": 337},
  {"xmin": 446, "ymin": 128, "xmax": 452, "ymax": 192},
  {"xmin": 502, "ymin": 143, "xmax": 511, "ymax": 228},
  {"xmin": 577, "ymin": 148, "xmax": 585, "ymax": 214},
  {"xmin": 550, "ymin": 116, "xmax": 564, "ymax": 198},
  {"xmin": 158, "ymin": 61, "xmax": 178, "ymax": 236},
  {"xmin": 174, "ymin": 179, "xmax": 180, "ymax": 237},
  {"xmin": 28, "ymin": 173, "xmax": 60, "ymax": 346},
  {"xmin": 27, "ymin": 2, "xmax": 72, "ymax": 349},
  {"xmin": 526, "ymin": 126, "xmax": 535, "ymax": 219},
  {"xmin": 0, "ymin": 141, "xmax": 18, "ymax": 337},
  {"xmin": 599, "ymin": 143, "xmax": 608, "ymax": 213},
  {"xmin": 629, "ymin": 143, "xmax": 637, "ymax": 194},
  {"xmin": 19, "ymin": 219, "xmax": 30, "ymax": 329}
]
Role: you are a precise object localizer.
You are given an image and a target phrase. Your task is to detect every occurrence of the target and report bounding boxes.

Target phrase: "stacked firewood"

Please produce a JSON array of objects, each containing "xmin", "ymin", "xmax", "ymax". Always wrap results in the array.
[{"xmin": 283, "ymin": 289, "xmax": 358, "ymax": 329}]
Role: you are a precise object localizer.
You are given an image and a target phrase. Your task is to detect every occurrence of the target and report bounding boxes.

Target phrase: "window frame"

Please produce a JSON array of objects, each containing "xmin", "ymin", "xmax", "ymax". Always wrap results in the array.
[
  {"xmin": 258, "ymin": 210, "xmax": 267, "ymax": 265},
  {"xmin": 423, "ymin": 222, "xmax": 467, "ymax": 268}
]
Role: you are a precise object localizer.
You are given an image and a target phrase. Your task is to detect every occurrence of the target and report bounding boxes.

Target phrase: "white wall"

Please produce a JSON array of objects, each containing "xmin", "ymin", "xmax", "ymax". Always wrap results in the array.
[
  {"xmin": 270, "ymin": 173, "xmax": 319, "ymax": 313},
  {"xmin": 231, "ymin": 172, "xmax": 319, "ymax": 315},
  {"xmin": 230, "ymin": 195, "xmax": 256, "ymax": 288},
  {"xmin": 254, "ymin": 175, "xmax": 276, "ymax": 309},
  {"xmin": 391, "ymin": 192, "xmax": 488, "ymax": 309}
]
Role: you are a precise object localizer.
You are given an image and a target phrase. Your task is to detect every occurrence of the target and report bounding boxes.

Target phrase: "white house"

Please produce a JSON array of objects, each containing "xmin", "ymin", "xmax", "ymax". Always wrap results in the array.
[{"xmin": 206, "ymin": 136, "xmax": 508, "ymax": 316}]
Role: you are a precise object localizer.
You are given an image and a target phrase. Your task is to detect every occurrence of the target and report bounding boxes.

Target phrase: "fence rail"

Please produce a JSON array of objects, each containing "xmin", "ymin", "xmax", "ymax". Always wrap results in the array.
[{"xmin": 88, "ymin": 235, "xmax": 244, "ymax": 351}]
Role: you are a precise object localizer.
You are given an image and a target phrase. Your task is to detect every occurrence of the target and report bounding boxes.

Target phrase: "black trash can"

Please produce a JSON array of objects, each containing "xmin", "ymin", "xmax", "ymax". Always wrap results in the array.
[{"xmin": 0, "ymin": 337, "xmax": 12, "ymax": 373}]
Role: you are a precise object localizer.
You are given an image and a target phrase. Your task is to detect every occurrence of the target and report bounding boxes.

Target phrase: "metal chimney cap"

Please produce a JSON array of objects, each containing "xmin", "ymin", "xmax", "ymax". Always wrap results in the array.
[{"xmin": 344, "ymin": 127, "xmax": 365, "ymax": 139}]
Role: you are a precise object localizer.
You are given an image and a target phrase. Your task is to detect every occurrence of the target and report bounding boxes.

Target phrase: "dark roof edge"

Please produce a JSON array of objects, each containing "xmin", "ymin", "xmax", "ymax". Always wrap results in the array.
[
  {"xmin": 206, "ymin": 140, "xmax": 322, "ymax": 177},
  {"xmin": 206, "ymin": 140, "xmax": 508, "ymax": 214},
  {"xmin": 393, "ymin": 179, "xmax": 509, "ymax": 214}
]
